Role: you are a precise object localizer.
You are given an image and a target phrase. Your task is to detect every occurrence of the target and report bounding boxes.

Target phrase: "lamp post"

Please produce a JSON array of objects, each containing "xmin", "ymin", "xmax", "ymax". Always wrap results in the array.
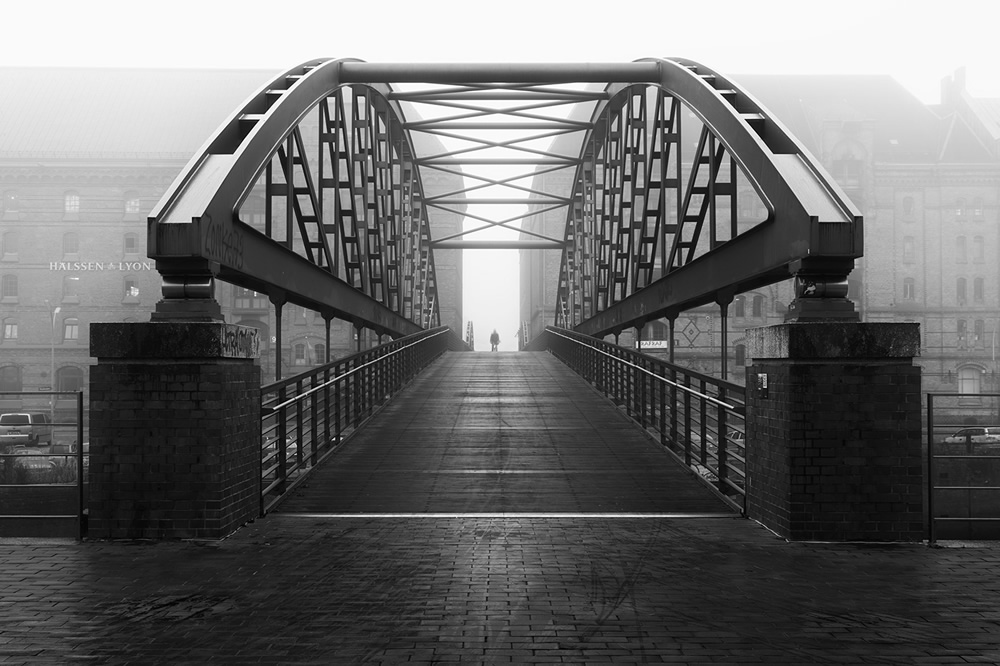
[{"xmin": 50, "ymin": 305, "xmax": 60, "ymax": 420}]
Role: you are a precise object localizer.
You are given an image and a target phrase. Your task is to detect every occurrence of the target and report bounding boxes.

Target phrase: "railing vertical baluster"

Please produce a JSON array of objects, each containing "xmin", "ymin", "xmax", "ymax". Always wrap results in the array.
[
  {"xmin": 717, "ymin": 386, "xmax": 728, "ymax": 495},
  {"xmin": 658, "ymin": 363, "xmax": 666, "ymax": 447},
  {"xmin": 323, "ymin": 366, "xmax": 331, "ymax": 447},
  {"xmin": 295, "ymin": 378, "xmax": 304, "ymax": 469},
  {"xmin": 683, "ymin": 375, "xmax": 692, "ymax": 466},
  {"xmin": 309, "ymin": 375, "xmax": 319, "ymax": 466},
  {"xmin": 277, "ymin": 386, "xmax": 287, "ymax": 494},
  {"xmin": 335, "ymin": 366, "xmax": 342, "ymax": 444},
  {"xmin": 927, "ymin": 393, "xmax": 935, "ymax": 545}
]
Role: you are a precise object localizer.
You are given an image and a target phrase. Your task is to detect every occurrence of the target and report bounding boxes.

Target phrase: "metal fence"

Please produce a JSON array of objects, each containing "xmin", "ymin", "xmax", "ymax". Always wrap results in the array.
[
  {"xmin": 259, "ymin": 326, "xmax": 464, "ymax": 514},
  {"xmin": 0, "ymin": 391, "xmax": 86, "ymax": 538},
  {"xmin": 540, "ymin": 326, "xmax": 747, "ymax": 512},
  {"xmin": 927, "ymin": 393, "xmax": 1000, "ymax": 543}
]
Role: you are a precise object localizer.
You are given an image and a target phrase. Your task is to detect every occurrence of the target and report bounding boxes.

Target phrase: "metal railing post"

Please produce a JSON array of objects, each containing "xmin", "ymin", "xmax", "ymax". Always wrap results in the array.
[{"xmin": 927, "ymin": 393, "xmax": 935, "ymax": 545}]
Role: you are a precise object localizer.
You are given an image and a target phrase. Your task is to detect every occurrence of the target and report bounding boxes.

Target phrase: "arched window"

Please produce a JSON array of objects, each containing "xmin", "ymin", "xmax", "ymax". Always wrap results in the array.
[
  {"xmin": 63, "ymin": 318, "xmax": 80, "ymax": 342},
  {"xmin": 751, "ymin": 295, "xmax": 764, "ymax": 318},
  {"xmin": 124, "ymin": 192, "xmax": 142, "ymax": 216},
  {"xmin": 0, "ymin": 365, "xmax": 22, "ymax": 391},
  {"xmin": 62, "ymin": 232, "xmax": 79, "ymax": 257},
  {"xmin": 733, "ymin": 296, "xmax": 745, "ymax": 318},
  {"xmin": 122, "ymin": 276, "xmax": 140, "ymax": 303},
  {"xmin": 1, "ymin": 319, "xmax": 16, "ymax": 342},
  {"xmin": 957, "ymin": 278, "xmax": 968, "ymax": 304},
  {"xmin": 123, "ymin": 232, "xmax": 139, "ymax": 255},
  {"xmin": 293, "ymin": 343, "xmax": 307, "ymax": 365},
  {"xmin": 902, "ymin": 236, "xmax": 915, "ymax": 263},
  {"xmin": 958, "ymin": 319, "xmax": 968, "ymax": 348},
  {"xmin": 1, "ymin": 230, "xmax": 17, "ymax": 259},
  {"xmin": 958, "ymin": 366, "xmax": 982, "ymax": 395},
  {"xmin": 902, "ymin": 195, "xmax": 914, "ymax": 215},
  {"xmin": 1, "ymin": 274, "xmax": 17, "ymax": 301},
  {"xmin": 735, "ymin": 344, "xmax": 746, "ymax": 366},
  {"xmin": 314, "ymin": 343, "xmax": 326, "ymax": 365},
  {"xmin": 64, "ymin": 191, "xmax": 80, "ymax": 216},
  {"xmin": 975, "ymin": 278, "xmax": 985, "ymax": 302},
  {"xmin": 2, "ymin": 190, "xmax": 18, "ymax": 214},
  {"xmin": 62, "ymin": 275, "xmax": 80, "ymax": 302},
  {"xmin": 56, "ymin": 366, "xmax": 85, "ymax": 392}
]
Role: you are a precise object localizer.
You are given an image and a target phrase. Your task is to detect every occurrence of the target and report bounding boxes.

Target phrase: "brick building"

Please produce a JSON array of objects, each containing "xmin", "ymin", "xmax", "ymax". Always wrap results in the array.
[
  {"xmin": 0, "ymin": 67, "xmax": 464, "ymax": 422},
  {"xmin": 520, "ymin": 71, "xmax": 1000, "ymax": 410}
]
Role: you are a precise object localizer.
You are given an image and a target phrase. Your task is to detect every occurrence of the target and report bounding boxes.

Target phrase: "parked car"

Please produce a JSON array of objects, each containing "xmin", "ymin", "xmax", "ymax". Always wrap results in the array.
[
  {"xmin": 0, "ymin": 413, "xmax": 54, "ymax": 447},
  {"xmin": 942, "ymin": 427, "xmax": 1000, "ymax": 445}
]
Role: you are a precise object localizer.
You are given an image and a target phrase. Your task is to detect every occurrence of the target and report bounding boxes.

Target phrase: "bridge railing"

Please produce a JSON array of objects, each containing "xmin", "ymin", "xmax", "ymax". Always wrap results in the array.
[
  {"xmin": 926, "ymin": 392, "xmax": 1000, "ymax": 543},
  {"xmin": 537, "ymin": 326, "xmax": 747, "ymax": 512},
  {"xmin": 259, "ymin": 326, "xmax": 465, "ymax": 514},
  {"xmin": 0, "ymin": 391, "xmax": 86, "ymax": 538}
]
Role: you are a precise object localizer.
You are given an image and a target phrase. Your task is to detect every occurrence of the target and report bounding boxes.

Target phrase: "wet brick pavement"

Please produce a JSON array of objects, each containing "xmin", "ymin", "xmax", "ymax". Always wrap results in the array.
[
  {"xmin": 3, "ymin": 518, "xmax": 1000, "ymax": 663},
  {"xmin": 2, "ymin": 352, "xmax": 1000, "ymax": 663}
]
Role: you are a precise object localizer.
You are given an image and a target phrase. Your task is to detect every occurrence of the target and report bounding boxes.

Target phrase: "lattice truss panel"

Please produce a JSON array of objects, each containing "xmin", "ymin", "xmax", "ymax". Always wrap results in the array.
[
  {"xmin": 149, "ymin": 59, "xmax": 860, "ymax": 338},
  {"xmin": 237, "ymin": 85, "xmax": 438, "ymax": 327},
  {"xmin": 386, "ymin": 81, "xmax": 604, "ymax": 251},
  {"xmin": 557, "ymin": 85, "xmax": 771, "ymax": 327}
]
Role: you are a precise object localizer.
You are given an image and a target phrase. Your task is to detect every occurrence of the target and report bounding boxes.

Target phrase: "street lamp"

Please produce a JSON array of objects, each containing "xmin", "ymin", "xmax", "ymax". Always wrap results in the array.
[{"xmin": 50, "ymin": 305, "xmax": 60, "ymax": 420}]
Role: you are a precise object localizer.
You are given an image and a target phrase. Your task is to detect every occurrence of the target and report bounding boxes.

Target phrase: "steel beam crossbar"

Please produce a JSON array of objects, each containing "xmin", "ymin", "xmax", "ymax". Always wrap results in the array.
[{"xmin": 147, "ymin": 57, "xmax": 862, "ymax": 340}]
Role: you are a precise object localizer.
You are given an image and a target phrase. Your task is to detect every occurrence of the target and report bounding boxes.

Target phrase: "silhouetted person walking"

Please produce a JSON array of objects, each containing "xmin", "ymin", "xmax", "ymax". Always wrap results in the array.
[{"xmin": 490, "ymin": 329, "xmax": 500, "ymax": 351}]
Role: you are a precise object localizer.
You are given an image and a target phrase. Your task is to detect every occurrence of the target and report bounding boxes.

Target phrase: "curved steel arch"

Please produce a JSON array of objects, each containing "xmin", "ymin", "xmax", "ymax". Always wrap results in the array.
[
  {"xmin": 148, "ymin": 58, "xmax": 437, "ymax": 336},
  {"xmin": 148, "ymin": 58, "xmax": 862, "ymax": 343},
  {"xmin": 557, "ymin": 58, "xmax": 862, "ymax": 336}
]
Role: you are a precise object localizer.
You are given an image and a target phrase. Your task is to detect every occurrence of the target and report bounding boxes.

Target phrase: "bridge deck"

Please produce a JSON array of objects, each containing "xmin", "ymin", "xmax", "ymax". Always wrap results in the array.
[{"xmin": 276, "ymin": 351, "xmax": 734, "ymax": 515}]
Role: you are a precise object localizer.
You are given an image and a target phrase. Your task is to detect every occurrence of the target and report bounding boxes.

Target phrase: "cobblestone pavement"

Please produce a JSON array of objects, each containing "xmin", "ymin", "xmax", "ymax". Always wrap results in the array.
[
  {"xmin": 3, "ymin": 353, "xmax": 1000, "ymax": 663},
  {"xmin": 2, "ymin": 519, "xmax": 1000, "ymax": 664}
]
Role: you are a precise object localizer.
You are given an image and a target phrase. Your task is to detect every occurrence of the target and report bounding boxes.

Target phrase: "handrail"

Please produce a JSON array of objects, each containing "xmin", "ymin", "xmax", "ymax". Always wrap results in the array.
[
  {"xmin": 0, "ymin": 391, "xmax": 86, "ymax": 539},
  {"xmin": 537, "ymin": 326, "xmax": 746, "ymax": 512},
  {"xmin": 545, "ymin": 328, "xmax": 740, "ymax": 410},
  {"xmin": 266, "ymin": 329, "xmax": 450, "ymax": 411},
  {"xmin": 926, "ymin": 392, "xmax": 1000, "ymax": 544},
  {"xmin": 258, "ymin": 326, "xmax": 463, "ymax": 515}
]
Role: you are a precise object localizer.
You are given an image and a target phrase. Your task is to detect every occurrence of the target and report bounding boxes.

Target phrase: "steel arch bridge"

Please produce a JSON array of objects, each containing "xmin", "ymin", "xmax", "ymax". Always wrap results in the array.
[{"xmin": 148, "ymin": 58, "xmax": 861, "ymax": 346}]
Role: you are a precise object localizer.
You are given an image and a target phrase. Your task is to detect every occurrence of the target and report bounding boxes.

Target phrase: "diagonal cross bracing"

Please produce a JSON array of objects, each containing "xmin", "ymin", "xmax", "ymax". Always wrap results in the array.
[{"xmin": 147, "ymin": 59, "xmax": 861, "ymax": 339}]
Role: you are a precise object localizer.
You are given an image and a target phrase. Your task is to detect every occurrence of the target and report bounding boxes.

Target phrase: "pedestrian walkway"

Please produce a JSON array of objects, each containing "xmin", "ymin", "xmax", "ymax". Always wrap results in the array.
[
  {"xmin": 2, "ymin": 351, "xmax": 1000, "ymax": 664},
  {"xmin": 276, "ymin": 352, "xmax": 733, "ymax": 515}
]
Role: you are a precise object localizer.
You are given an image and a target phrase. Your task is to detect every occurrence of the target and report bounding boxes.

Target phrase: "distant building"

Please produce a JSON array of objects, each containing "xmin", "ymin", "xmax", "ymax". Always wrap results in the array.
[
  {"xmin": 0, "ymin": 67, "xmax": 463, "ymax": 419},
  {"xmin": 520, "ymin": 71, "xmax": 1000, "ymax": 419}
]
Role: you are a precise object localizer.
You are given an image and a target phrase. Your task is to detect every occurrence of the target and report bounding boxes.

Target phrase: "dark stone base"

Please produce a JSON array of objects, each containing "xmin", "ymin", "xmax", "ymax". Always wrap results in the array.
[{"xmin": 745, "ymin": 322, "xmax": 924, "ymax": 542}]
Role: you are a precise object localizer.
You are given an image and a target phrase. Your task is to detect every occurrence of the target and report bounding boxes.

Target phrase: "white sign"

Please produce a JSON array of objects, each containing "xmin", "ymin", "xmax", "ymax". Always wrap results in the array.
[
  {"xmin": 637, "ymin": 340, "xmax": 670, "ymax": 349},
  {"xmin": 49, "ymin": 261, "xmax": 154, "ymax": 271}
]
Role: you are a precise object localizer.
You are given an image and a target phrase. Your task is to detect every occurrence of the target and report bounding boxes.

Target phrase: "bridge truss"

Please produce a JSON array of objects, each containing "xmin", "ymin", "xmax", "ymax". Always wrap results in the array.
[{"xmin": 148, "ymin": 59, "xmax": 861, "ymax": 342}]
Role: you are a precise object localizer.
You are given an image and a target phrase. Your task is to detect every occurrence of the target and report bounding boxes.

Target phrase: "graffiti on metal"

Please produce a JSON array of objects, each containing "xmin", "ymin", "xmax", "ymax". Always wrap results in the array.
[
  {"xmin": 221, "ymin": 325, "xmax": 260, "ymax": 359},
  {"xmin": 203, "ymin": 215, "xmax": 245, "ymax": 270}
]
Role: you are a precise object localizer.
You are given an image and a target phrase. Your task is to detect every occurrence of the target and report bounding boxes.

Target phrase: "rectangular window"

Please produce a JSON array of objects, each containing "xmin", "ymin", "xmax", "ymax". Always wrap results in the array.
[
  {"xmin": 63, "ymin": 320, "xmax": 79, "ymax": 341},
  {"xmin": 2, "ymin": 322, "xmax": 16, "ymax": 340},
  {"xmin": 902, "ymin": 278, "xmax": 916, "ymax": 300}
]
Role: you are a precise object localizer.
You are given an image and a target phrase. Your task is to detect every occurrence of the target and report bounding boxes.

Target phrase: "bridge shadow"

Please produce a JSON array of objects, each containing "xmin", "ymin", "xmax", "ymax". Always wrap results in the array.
[{"xmin": 274, "ymin": 351, "xmax": 734, "ymax": 516}]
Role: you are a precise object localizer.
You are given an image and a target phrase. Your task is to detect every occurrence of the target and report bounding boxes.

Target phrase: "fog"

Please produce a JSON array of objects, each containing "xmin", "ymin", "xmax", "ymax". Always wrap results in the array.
[{"xmin": 3, "ymin": 0, "xmax": 997, "ymax": 347}]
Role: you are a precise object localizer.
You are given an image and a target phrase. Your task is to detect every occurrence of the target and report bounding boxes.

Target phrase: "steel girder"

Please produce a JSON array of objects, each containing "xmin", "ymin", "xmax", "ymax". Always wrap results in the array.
[
  {"xmin": 148, "ymin": 59, "xmax": 438, "ymax": 336},
  {"xmin": 556, "ymin": 58, "xmax": 862, "ymax": 336},
  {"xmin": 148, "ymin": 59, "xmax": 861, "ymax": 339}
]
